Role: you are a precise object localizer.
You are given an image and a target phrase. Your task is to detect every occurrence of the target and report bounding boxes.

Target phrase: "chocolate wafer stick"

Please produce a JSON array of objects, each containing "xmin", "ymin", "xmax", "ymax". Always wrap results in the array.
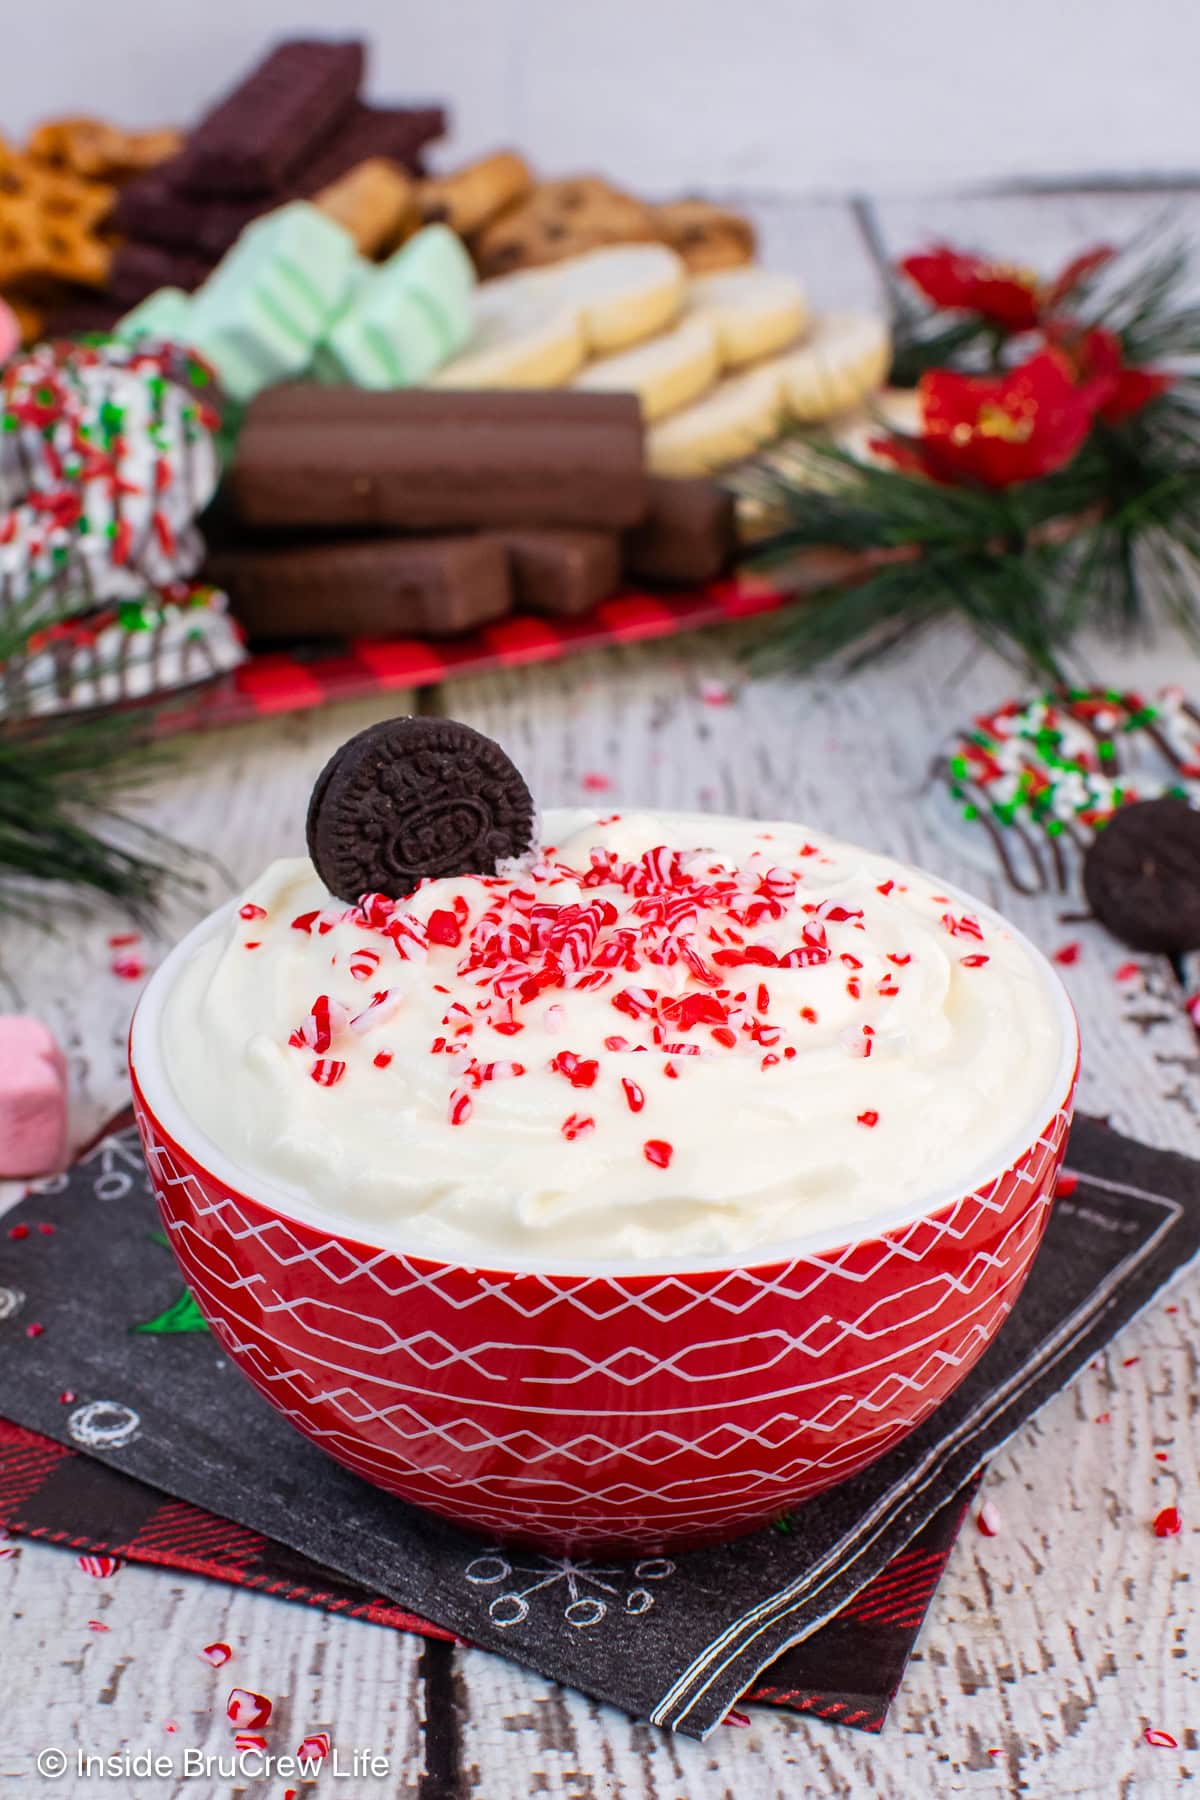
[
  {"xmin": 623, "ymin": 476, "xmax": 737, "ymax": 585},
  {"xmin": 228, "ymin": 389, "xmax": 649, "ymax": 532},
  {"xmin": 492, "ymin": 529, "xmax": 622, "ymax": 616},
  {"xmin": 115, "ymin": 104, "xmax": 446, "ymax": 258},
  {"xmin": 210, "ymin": 536, "xmax": 513, "ymax": 642},
  {"xmin": 172, "ymin": 40, "xmax": 366, "ymax": 198}
]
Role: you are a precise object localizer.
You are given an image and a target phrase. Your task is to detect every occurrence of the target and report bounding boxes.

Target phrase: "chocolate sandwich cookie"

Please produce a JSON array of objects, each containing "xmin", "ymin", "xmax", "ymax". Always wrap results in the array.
[
  {"xmin": 1083, "ymin": 797, "xmax": 1200, "ymax": 953},
  {"xmin": 229, "ymin": 387, "xmax": 648, "ymax": 532},
  {"xmin": 172, "ymin": 40, "xmax": 366, "ymax": 198},
  {"xmin": 492, "ymin": 529, "xmax": 621, "ymax": 617},
  {"xmin": 307, "ymin": 716, "xmax": 536, "ymax": 902},
  {"xmin": 623, "ymin": 476, "xmax": 737, "ymax": 586},
  {"xmin": 211, "ymin": 536, "xmax": 512, "ymax": 642}
]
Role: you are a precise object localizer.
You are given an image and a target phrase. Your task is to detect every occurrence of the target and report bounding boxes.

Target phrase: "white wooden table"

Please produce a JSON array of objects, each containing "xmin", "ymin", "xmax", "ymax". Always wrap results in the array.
[{"xmin": 2, "ymin": 188, "xmax": 1198, "ymax": 1799}]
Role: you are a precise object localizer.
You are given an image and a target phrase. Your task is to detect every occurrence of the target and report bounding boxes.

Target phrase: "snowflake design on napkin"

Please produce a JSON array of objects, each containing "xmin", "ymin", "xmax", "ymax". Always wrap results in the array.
[
  {"xmin": 27, "ymin": 1127, "xmax": 145, "ymax": 1204},
  {"xmin": 465, "ymin": 1550, "xmax": 675, "ymax": 1629}
]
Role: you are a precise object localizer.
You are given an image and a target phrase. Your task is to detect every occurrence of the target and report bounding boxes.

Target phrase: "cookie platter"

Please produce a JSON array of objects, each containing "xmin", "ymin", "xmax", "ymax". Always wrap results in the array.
[{"xmin": 0, "ymin": 36, "xmax": 892, "ymax": 729}]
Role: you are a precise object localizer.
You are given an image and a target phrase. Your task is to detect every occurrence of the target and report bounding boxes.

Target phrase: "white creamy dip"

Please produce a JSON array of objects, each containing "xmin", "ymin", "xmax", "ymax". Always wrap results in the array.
[{"xmin": 160, "ymin": 809, "xmax": 1066, "ymax": 1261}]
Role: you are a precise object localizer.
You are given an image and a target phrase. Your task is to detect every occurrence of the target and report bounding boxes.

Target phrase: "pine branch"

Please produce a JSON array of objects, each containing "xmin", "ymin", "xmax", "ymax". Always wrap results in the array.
[{"xmin": 0, "ymin": 597, "xmax": 195, "ymax": 923}]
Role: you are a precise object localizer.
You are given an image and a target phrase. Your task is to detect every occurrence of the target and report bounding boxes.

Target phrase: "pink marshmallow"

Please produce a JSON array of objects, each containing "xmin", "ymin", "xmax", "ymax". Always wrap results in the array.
[
  {"xmin": 0, "ymin": 1016, "xmax": 68, "ymax": 1178},
  {"xmin": 0, "ymin": 297, "xmax": 18, "ymax": 368}
]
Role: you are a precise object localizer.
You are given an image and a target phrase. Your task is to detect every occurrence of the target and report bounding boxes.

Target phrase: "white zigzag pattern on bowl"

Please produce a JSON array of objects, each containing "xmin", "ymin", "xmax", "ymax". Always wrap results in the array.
[
  {"xmin": 242, "ymin": 1388, "xmax": 940, "ymax": 1507},
  {"xmin": 189, "ymin": 1292, "xmax": 1011, "ymax": 1468},
  {"xmin": 143, "ymin": 1109, "xmax": 1068, "ymax": 1323},
  {"xmin": 162, "ymin": 1194, "xmax": 1046, "ymax": 1390}
]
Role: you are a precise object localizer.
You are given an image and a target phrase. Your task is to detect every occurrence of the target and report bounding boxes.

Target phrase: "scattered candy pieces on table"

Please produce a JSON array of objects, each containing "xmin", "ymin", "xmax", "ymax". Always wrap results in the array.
[
  {"xmin": 0, "ymin": 1016, "xmax": 68, "ymax": 1178},
  {"xmin": 976, "ymin": 1501, "xmax": 1003, "ymax": 1537},
  {"xmin": 1152, "ymin": 1506, "xmax": 1182, "ymax": 1538},
  {"xmin": 226, "ymin": 1687, "xmax": 273, "ymax": 1730},
  {"xmin": 77, "ymin": 1554, "xmax": 119, "ymax": 1579},
  {"xmin": 1144, "ymin": 1728, "xmax": 1178, "ymax": 1749},
  {"xmin": 201, "ymin": 1641, "xmax": 233, "ymax": 1666}
]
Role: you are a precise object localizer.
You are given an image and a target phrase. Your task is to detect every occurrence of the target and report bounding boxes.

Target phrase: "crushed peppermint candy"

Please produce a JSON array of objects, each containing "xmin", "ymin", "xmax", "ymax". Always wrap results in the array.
[
  {"xmin": 226, "ymin": 1688, "xmax": 273, "ymax": 1730},
  {"xmin": 975, "ymin": 1500, "xmax": 1002, "ymax": 1537},
  {"xmin": 1152, "ymin": 1506, "xmax": 1182, "ymax": 1538},
  {"xmin": 296, "ymin": 1732, "xmax": 331, "ymax": 1765},
  {"xmin": 1144, "ymin": 1727, "xmax": 1178, "ymax": 1749},
  {"xmin": 265, "ymin": 836, "xmax": 946, "ymax": 1134},
  {"xmin": 698, "ymin": 679, "xmax": 733, "ymax": 707},
  {"xmin": 77, "ymin": 1554, "xmax": 119, "ymax": 1579}
]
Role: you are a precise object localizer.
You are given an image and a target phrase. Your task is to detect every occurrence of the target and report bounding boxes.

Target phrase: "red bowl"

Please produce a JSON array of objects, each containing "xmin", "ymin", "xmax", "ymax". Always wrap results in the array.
[{"xmin": 130, "ymin": 903, "xmax": 1078, "ymax": 1554}]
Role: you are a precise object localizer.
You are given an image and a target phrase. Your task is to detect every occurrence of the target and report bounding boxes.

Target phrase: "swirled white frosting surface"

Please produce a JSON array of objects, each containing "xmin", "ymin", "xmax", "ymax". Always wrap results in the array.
[{"xmin": 160, "ymin": 809, "xmax": 1066, "ymax": 1262}]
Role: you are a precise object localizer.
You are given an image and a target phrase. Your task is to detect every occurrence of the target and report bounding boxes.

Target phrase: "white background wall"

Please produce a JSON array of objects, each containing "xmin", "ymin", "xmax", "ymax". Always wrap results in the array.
[{"xmin": 8, "ymin": 1, "xmax": 1199, "ymax": 197}]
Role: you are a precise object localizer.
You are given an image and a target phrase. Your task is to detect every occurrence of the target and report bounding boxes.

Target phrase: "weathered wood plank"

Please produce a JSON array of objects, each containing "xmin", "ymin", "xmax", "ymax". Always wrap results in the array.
[{"xmin": 0, "ymin": 1538, "xmax": 429, "ymax": 1797}]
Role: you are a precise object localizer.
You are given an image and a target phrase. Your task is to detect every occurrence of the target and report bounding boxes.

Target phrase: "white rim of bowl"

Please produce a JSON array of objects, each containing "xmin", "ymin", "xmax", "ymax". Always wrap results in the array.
[{"xmin": 130, "ymin": 876, "xmax": 1080, "ymax": 1280}]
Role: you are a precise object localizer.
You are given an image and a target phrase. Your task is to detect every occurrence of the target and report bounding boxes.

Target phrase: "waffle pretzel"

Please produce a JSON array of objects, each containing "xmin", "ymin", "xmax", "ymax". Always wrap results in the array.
[
  {"xmin": 27, "ymin": 116, "xmax": 180, "ymax": 182},
  {"xmin": 0, "ymin": 135, "xmax": 114, "ymax": 288}
]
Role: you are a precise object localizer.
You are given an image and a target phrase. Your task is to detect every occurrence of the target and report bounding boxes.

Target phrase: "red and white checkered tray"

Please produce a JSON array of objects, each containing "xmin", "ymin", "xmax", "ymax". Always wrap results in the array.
[{"xmin": 152, "ymin": 573, "xmax": 790, "ymax": 736}]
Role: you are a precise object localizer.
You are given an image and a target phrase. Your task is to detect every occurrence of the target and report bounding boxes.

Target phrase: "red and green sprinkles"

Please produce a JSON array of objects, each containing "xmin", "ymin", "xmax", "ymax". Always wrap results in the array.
[{"xmin": 943, "ymin": 687, "xmax": 1200, "ymax": 893}]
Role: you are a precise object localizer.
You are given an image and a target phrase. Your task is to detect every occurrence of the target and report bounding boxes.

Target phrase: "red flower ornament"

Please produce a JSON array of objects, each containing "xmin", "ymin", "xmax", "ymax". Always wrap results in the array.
[
  {"xmin": 875, "ymin": 350, "xmax": 1099, "ymax": 487},
  {"xmin": 902, "ymin": 243, "xmax": 1114, "ymax": 331},
  {"xmin": 1051, "ymin": 325, "xmax": 1173, "ymax": 424}
]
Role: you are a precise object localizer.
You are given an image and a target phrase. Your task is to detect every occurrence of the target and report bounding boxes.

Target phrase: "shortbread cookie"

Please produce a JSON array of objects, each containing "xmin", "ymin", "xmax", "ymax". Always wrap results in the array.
[
  {"xmin": 539, "ymin": 243, "xmax": 685, "ymax": 352},
  {"xmin": 432, "ymin": 279, "xmax": 586, "ymax": 387},
  {"xmin": 653, "ymin": 199, "xmax": 756, "ymax": 274},
  {"xmin": 473, "ymin": 176, "xmax": 657, "ymax": 278},
  {"xmin": 687, "ymin": 268, "xmax": 807, "ymax": 369},
  {"xmin": 419, "ymin": 150, "xmax": 533, "ymax": 238},
  {"xmin": 776, "ymin": 312, "xmax": 891, "ymax": 423},
  {"xmin": 574, "ymin": 314, "xmax": 720, "ymax": 421},
  {"xmin": 646, "ymin": 361, "xmax": 785, "ymax": 476}
]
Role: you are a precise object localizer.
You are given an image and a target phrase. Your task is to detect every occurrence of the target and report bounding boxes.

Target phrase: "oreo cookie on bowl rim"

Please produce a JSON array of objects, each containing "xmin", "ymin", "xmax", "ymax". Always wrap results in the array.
[
  {"xmin": 931, "ymin": 686, "xmax": 1200, "ymax": 897},
  {"xmin": 306, "ymin": 716, "xmax": 536, "ymax": 903},
  {"xmin": 1083, "ymin": 797, "xmax": 1200, "ymax": 953}
]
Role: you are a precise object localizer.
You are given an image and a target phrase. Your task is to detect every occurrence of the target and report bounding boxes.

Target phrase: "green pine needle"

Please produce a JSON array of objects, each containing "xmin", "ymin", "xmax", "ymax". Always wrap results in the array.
[{"xmin": 0, "ymin": 600, "xmax": 194, "ymax": 924}]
